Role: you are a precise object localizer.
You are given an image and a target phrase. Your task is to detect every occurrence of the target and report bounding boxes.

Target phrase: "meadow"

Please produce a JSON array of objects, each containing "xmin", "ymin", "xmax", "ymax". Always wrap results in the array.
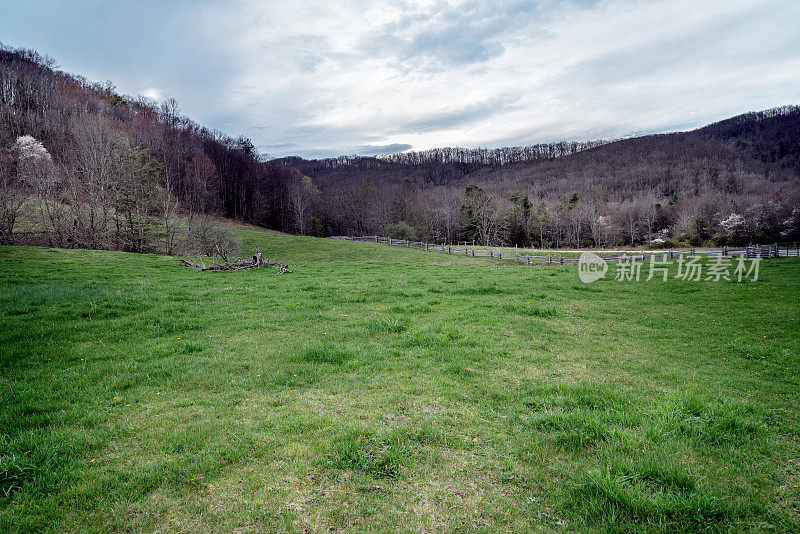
[{"xmin": 1, "ymin": 230, "xmax": 799, "ymax": 532}]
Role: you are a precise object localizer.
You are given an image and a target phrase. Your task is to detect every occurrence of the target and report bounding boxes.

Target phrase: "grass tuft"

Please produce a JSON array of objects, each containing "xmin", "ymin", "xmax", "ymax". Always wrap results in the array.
[
  {"xmin": 300, "ymin": 343, "xmax": 355, "ymax": 365},
  {"xmin": 324, "ymin": 428, "xmax": 412, "ymax": 479},
  {"xmin": 572, "ymin": 461, "xmax": 746, "ymax": 531}
]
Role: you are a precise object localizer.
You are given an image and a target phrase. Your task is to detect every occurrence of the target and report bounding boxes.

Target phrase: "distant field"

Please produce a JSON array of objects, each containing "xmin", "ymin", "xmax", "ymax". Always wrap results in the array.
[{"xmin": 1, "ymin": 232, "xmax": 799, "ymax": 532}]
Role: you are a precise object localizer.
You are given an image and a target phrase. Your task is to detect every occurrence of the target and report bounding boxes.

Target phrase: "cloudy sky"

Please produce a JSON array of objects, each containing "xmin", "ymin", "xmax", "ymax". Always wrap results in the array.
[{"xmin": 2, "ymin": 0, "xmax": 799, "ymax": 158}]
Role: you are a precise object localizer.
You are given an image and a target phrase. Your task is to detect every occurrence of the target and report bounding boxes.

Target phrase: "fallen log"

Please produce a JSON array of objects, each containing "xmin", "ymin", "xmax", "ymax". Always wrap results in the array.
[{"xmin": 180, "ymin": 248, "xmax": 292, "ymax": 273}]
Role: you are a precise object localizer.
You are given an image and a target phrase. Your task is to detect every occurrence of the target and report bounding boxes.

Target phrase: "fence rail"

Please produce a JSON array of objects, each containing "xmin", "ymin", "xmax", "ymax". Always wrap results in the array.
[{"xmin": 329, "ymin": 236, "xmax": 800, "ymax": 265}]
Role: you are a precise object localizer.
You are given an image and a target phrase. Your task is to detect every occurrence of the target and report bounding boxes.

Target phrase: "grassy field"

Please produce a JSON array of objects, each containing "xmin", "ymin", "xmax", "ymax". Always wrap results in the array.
[{"xmin": 1, "ymin": 231, "xmax": 799, "ymax": 532}]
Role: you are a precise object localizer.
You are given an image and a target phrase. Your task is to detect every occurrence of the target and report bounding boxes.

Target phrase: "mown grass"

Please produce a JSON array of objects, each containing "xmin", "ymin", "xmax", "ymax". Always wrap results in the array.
[{"xmin": 0, "ymin": 233, "xmax": 799, "ymax": 532}]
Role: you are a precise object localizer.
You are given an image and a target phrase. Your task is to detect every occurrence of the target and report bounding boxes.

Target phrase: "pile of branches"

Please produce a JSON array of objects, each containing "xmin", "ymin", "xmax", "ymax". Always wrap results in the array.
[{"xmin": 180, "ymin": 247, "xmax": 292, "ymax": 273}]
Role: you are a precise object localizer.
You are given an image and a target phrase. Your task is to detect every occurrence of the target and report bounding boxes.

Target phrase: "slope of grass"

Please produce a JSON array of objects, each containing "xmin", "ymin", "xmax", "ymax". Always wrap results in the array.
[{"xmin": 0, "ymin": 233, "xmax": 799, "ymax": 532}]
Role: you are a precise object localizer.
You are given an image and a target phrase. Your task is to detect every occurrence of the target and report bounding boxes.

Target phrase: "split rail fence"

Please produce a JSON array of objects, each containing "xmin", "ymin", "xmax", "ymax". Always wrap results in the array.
[{"xmin": 329, "ymin": 236, "xmax": 800, "ymax": 265}]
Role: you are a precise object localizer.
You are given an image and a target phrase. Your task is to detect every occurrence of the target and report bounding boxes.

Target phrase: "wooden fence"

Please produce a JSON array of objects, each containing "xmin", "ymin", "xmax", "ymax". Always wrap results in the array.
[{"xmin": 329, "ymin": 236, "xmax": 800, "ymax": 265}]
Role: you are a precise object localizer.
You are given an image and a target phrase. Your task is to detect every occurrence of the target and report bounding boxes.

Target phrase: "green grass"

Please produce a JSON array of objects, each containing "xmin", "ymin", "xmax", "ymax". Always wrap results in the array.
[{"xmin": 0, "ymin": 232, "xmax": 799, "ymax": 532}]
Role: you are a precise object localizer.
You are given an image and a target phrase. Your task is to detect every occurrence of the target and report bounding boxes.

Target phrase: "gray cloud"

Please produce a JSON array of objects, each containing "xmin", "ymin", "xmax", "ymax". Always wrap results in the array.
[
  {"xmin": 358, "ymin": 0, "xmax": 546, "ymax": 70},
  {"xmin": 391, "ymin": 95, "xmax": 524, "ymax": 134}
]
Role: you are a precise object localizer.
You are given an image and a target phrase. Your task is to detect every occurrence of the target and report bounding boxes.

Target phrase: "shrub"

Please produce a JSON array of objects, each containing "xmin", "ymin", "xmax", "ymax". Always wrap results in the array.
[{"xmin": 385, "ymin": 221, "xmax": 417, "ymax": 241}]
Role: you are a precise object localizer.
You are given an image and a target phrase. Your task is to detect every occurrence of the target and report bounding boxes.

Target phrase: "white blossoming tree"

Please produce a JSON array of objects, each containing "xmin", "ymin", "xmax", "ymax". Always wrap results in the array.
[
  {"xmin": 720, "ymin": 212, "xmax": 746, "ymax": 244},
  {"xmin": 14, "ymin": 135, "xmax": 66, "ymax": 246}
]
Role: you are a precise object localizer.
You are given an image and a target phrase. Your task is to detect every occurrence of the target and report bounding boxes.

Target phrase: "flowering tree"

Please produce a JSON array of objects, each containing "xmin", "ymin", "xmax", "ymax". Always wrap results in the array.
[
  {"xmin": 782, "ymin": 208, "xmax": 800, "ymax": 240},
  {"xmin": 15, "ymin": 135, "xmax": 52, "ymax": 168},
  {"xmin": 15, "ymin": 135, "xmax": 66, "ymax": 246},
  {"xmin": 720, "ymin": 213, "xmax": 745, "ymax": 235}
]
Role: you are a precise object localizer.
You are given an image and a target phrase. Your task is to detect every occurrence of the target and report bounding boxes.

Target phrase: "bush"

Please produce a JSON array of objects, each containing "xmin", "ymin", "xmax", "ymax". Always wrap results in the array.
[
  {"xmin": 185, "ymin": 216, "xmax": 241, "ymax": 259},
  {"xmin": 385, "ymin": 221, "xmax": 417, "ymax": 241}
]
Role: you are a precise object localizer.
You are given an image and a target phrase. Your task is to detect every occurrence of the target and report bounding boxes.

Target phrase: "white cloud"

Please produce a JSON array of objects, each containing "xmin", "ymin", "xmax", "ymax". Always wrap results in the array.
[{"xmin": 140, "ymin": 88, "xmax": 162, "ymax": 101}]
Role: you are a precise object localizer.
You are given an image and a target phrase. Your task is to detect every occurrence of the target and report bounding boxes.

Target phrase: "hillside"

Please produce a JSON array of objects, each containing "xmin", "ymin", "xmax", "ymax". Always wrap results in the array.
[{"xmin": 0, "ymin": 44, "xmax": 301, "ymax": 252}]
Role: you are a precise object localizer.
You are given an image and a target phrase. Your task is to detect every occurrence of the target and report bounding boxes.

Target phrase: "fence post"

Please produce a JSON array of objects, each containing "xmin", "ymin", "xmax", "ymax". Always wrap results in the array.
[
  {"xmin": 548, "ymin": 254, "xmax": 551, "ymax": 264},
  {"xmin": 691, "ymin": 248, "xmax": 695, "ymax": 258},
  {"xmin": 388, "ymin": 237, "xmax": 392, "ymax": 245},
  {"xmin": 489, "ymin": 250, "xmax": 493, "ymax": 258},
  {"xmin": 723, "ymin": 246, "xmax": 727, "ymax": 256},
  {"xmin": 472, "ymin": 250, "xmax": 475, "ymax": 257},
  {"xmin": 560, "ymin": 257, "xmax": 564, "ymax": 265},
  {"xmin": 526, "ymin": 256, "xmax": 530, "ymax": 265},
  {"xmin": 669, "ymin": 250, "xmax": 673, "ymax": 260}
]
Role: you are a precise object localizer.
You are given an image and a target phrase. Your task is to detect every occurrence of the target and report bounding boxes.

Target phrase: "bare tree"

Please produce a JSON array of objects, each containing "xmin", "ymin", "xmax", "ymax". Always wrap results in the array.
[
  {"xmin": 565, "ymin": 197, "xmax": 591, "ymax": 248},
  {"xmin": 15, "ymin": 135, "xmax": 66, "ymax": 246},
  {"xmin": 622, "ymin": 202, "xmax": 640, "ymax": 246},
  {"xmin": 530, "ymin": 199, "xmax": 550, "ymax": 249},
  {"xmin": 0, "ymin": 148, "xmax": 25, "ymax": 243},
  {"xmin": 66, "ymin": 118, "xmax": 118, "ymax": 248},
  {"xmin": 430, "ymin": 187, "xmax": 461, "ymax": 243},
  {"xmin": 185, "ymin": 214, "xmax": 241, "ymax": 259},
  {"xmin": 159, "ymin": 99, "xmax": 183, "ymax": 254},
  {"xmin": 639, "ymin": 192, "xmax": 660, "ymax": 242},
  {"xmin": 287, "ymin": 172, "xmax": 319, "ymax": 235},
  {"xmin": 587, "ymin": 202, "xmax": 612, "ymax": 248},
  {"xmin": 184, "ymin": 153, "xmax": 217, "ymax": 216},
  {"xmin": 463, "ymin": 185, "xmax": 500, "ymax": 246}
]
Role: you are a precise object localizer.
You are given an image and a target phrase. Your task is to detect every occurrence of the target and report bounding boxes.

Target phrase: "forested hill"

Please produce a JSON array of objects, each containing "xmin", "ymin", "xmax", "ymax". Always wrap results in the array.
[
  {"xmin": 279, "ymin": 106, "xmax": 800, "ymax": 193},
  {"xmin": 1, "ymin": 43, "xmax": 798, "ymax": 250},
  {"xmin": 276, "ymin": 107, "xmax": 800, "ymax": 247},
  {"xmin": 277, "ymin": 139, "xmax": 609, "ymax": 187},
  {"xmin": 0, "ymin": 44, "xmax": 301, "ymax": 244},
  {"xmin": 693, "ymin": 106, "xmax": 800, "ymax": 169}
]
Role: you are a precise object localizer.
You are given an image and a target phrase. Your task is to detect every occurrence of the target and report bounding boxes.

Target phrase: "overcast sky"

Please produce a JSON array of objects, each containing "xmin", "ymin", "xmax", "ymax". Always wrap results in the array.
[{"xmin": 2, "ymin": 0, "xmax": 799, "ymax": 158}]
